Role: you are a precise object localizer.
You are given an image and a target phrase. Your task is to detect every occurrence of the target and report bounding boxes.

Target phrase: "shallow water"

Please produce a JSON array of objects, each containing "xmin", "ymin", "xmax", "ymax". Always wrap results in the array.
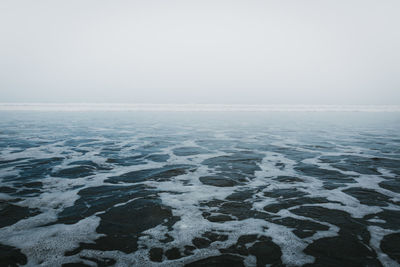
[{"xmin": 0, "ymin": 111, "xmax": 399, "ymax": 266}]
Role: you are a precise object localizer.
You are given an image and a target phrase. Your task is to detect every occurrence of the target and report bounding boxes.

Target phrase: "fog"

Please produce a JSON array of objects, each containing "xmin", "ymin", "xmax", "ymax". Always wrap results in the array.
[{"xmin": 0, "ymin": 0, "xmax": 399, "ymax": 104}]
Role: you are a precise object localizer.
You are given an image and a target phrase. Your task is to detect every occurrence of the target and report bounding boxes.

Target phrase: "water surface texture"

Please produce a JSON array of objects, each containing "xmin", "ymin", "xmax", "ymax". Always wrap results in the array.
[{"xmin": 0, "ymin": 111, "xmax": 399, "ymax": 266}]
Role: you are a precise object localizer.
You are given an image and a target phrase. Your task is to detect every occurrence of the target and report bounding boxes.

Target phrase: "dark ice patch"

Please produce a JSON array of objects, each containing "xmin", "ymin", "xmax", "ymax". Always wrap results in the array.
[
  {"xmin": 68, "ymin": 160, "xmax": 112, "ymax": 170},
  {"xmin": 202, "ymin": 151, "xmax": 264, "ymax": 177},
  {"xmin": 6, "ymin": 157, "xmax": 64, "ymax": 182},
  {"xmin": 80, "ymin": 256, "xmax": 116, "ymax": 266},
  {"xmin": 192, "ymin": 237, "xmax": 211, "ymax": 249},
  {"xmin": 203, "ymin": 231, "xmax": 229, "ymax": 243},
  {"xmin": 165, "ymin": 247, "xmax": 183, "ymax": 260},
  {"xmin": 275, "ymin": 162, "xmax": 285, "ymax": 170},
  {"xmin": 291, "ymin": 206, "xmax": 364, "ymax": 232},
  {"xmin": 294, "ymin": 162, "xmax": 356, "ymax": 184},
  {"xmin": 184, "ymin": 245, "xmax": 196, "ymax": 256},
  {"xmin": 291, "ymin": 205, "xmax": 379, "ymax": 264},
  {"xmin": 301, "ymin": 142, "xmax": 337, "ymax": 152},
  {"xmin": 62, "ymin": 256, "xmax": 115, "ymax": 267},
  {"xmin": 292, "ymin": 206, "xmax": 382, "ymax": 266},
  {"xmin": 16, "ymin": 181, "xmax": 43, "ymax": 188},
  {"xmin": 0, "ymin": 244, "xmax": 28, "ymax": 267},
  {"xmin": 225, "ymin": 190, "xmax": 255, "ymax": 201},
  {"xmin": 205, "ymin": 214, "xmax": 234, "ymax": 223},
  {"xmin": 248, "ymin": 238, "xmax": 282, "ymax": 266},
  {"xmin": 191, "ymin": 232, "xmax": 229, "ymax": 249},
  {"xmin": 303, "ymin": 235, "xmax": 381, "ymax": 267},
  {"xmin": 201, "ymin": 200, "xmax": 274, "ymax": 221},
  {"xmin": 343, "ymin": 187, "xmax": 392, "ymax": 207},
  {"xmin": 0, "ymin": 157, "xmax": 29, "ymax": 169},
  {"xmin": 320, "ymin": 155, "xmax": 382, "ymax": 175},
  {"xmin": 199, "ymin": 176, "xmax": 238, "ymax": 187},
  {"xmin": 173, "ymin": 147, "xmax": 209, "ymax": 156},
  {"xmin": 263, "ymin": 197, "xmax": 330, "ymax": 213},
  {"xmin": 64, "ymin": 138, "xmax": 99, "ymax": 147},
  {"xmin": 0, "ymin": 186, "xmax": 17, "ymax": 194},
  {"xmin": 318, "ymin": 156, "xmax": 342, "ymax": 164},
  {"xmin": 272, "ymin": 147, "xmax": 318, "ymax": 162},
  {"xmin": 105, "ymin": 164, "xmax": 195, "ymax": 184},
  {"xmin": 145, "ymin": 154, "xmax": 170, "ymax": 162},
  {"xmin": 66, "ymin": 198, "xmax": 177, "ymax": 254},
  {"xmin": 376, "ymin": 158, "xmax": 400, "ymax": 175},
  {"xmin": 272, "ymin": 217, "xmax": 329, "ymax": 238},
  {"xmin": 380, "ymin": 233, "xmax": 400, "ymax": 263},
  {"xmin": 62, "ymin": 262, "xmax": 91, "ymax": 267},
  {"xmin": 51, "ymin": 166, "xmax": 96, "ymax": 178},
  {"xmin": 105, "ymin": 155, "xmax": 145, "ymax": 166},
  {"xmin": 272, "ymin": 176, "xmax": 305, "ymax": 183},
  {"xmin": 13, "ymin": 188, "xmax": 42, "ymax": 197},
  {"xmin": 185, "ymin": 254, "xmax": 245, "ymax": 267},
  {"xmin": 379, "ymin": 180, "xmax": 400, "ymax": 193},
  {"xmin": 237, "ymin": 234, "xmax": 258, "ymax": 244},
  {"xmin": 263, "ymin": 188, "xmax": 308, "ymax": 199},
  {"xmin": 52, "ymin": 160, "xmax": 112, "ymax": 178},
  {"xmin": 220, "ymin": 235, "xmax": 282, "ymax": 266},
  {"xmin": 149, "ymin": 247, "xmax": 163, "ymax": 262},
  {"xmin": 94, "ymin": 199, "xmax": 175, "ymax": 253},
  {"xmin": 57, "ymin": 184, "xmax": 149, "ymax": 224},
  {"xmin": 0, "ymin": 202, "xmax": 40, "ymax": 228},
  {"xmin": 321, "ymin": 155, "xmax": 400, "ymax": 176},
  {"xmin": 0, "ymin": 138, "xmax": 42, "ymax": 150},
  {"xmin": 363, "ymin": 209, "xmax": 400, "ymax": 230}
]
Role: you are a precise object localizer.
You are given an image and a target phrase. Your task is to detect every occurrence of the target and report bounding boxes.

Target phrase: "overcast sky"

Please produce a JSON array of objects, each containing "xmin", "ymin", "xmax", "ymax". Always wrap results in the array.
[{"xmin": 0, "ymin": 0, "xmax": 399, "ymax": 104}]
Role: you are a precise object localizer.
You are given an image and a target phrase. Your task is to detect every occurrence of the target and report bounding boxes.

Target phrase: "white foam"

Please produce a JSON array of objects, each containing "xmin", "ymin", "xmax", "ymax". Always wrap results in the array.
[{"xmin": 0, "ymin": 216, "xmax": 102, "ymax": 266}]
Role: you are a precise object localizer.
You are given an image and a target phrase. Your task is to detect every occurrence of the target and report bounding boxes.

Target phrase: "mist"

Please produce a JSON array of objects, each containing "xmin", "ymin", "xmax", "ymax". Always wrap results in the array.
[{"xmin": 0, "ymin": 0, "xmax": 399, "ymax": 104}]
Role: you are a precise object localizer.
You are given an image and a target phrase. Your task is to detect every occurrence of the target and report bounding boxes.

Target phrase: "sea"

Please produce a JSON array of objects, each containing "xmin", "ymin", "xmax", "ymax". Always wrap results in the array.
[{"xmin": 0, "ymin": 104, "xmax": 399, "ymax": 266}]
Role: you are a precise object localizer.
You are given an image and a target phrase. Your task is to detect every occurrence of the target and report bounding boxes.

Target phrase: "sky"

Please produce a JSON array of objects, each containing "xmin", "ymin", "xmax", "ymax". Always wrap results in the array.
[{"xmin": 0, "ymin": 0, "xmax": 399, "ymax": 104}]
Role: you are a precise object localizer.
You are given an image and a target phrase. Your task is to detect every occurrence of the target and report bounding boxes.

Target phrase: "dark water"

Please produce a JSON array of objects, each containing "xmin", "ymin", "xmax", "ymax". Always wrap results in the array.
[{"xmin": 0, "ymin": 111, "xmax": 399, "ymax": 266}]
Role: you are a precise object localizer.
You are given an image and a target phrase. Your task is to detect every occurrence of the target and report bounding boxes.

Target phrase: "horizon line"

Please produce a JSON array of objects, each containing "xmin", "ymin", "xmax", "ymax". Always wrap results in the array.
[{"xmin": 1, "ymin": 103, "xmax": 400, "ymax": 112}]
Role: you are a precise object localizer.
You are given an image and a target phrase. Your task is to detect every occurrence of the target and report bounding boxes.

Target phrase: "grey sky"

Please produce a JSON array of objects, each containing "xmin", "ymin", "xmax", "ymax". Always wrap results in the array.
[{"xmin": 0, "ymin": 0, "xmax": 399, "ymax": 104}]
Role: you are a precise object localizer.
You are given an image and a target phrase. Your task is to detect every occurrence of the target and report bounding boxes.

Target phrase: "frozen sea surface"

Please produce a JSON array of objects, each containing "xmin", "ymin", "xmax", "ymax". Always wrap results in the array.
[{"xmin": 0, "ymin": 110, "xmax": 399, "ymax": 266}]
